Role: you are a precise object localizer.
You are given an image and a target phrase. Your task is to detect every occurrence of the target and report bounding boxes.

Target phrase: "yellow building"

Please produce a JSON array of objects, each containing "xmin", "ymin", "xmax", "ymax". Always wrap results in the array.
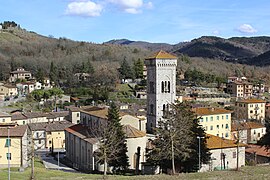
[
  {"xmin": 194, "ymin": 107, "xmax": 232, "ymax": 139},
  {"xmin": 0, "ymin": 125, "xmax": 29, "ymax": 168},
  {"xmin": 236, "ymin": 99, "xmax": 266, "ymax": 122},
  {"xmin": 0, "ymin": 84, "xmax": 18, "ymax": 97}
]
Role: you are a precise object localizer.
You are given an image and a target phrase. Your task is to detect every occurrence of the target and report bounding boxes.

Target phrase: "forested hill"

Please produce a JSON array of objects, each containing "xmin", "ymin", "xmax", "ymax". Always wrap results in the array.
[
  {"xmin": 106, "ymin": 36, "xmax": 270, "ymax": 66},
  {"xmin": 2, "ymin": 24, "xmax": 270, "ymax": 84},
  {"xmin": 0, "ymin": 27, "xmax": 151, "ymax": 80}
]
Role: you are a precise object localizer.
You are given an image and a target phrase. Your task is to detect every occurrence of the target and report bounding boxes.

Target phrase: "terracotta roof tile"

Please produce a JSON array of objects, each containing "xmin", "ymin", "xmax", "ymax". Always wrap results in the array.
[
  {"xmin": 206, "ymin": 134, "xmax": 246, "ymax": 149},
  {"xmin": 238, "ymin": 99, "xmax": 266, "ymax": 103},
  {"xmin": 146, "ymin": 50, "xmax": 177, "ymax": 60},
  {"xmin": 0, "ymin": 125, "xmax": 27, "ymax": 137},
  {"xmin": 245, "ymin": 145, "xmax": 270, "ymax": 157},
  {"xmin": 123, "ymin": 125, "xmax": 146, "ymax": 138},
  {"xmin": 193, "ymin": 107, "xmax": 231, "ymax": 116}
]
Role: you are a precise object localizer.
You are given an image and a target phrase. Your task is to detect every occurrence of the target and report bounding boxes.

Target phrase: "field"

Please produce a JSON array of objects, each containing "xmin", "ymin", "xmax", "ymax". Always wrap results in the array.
[{"xmin": 1, "ymin": 159, "xmax": 270, "ymax": 180}]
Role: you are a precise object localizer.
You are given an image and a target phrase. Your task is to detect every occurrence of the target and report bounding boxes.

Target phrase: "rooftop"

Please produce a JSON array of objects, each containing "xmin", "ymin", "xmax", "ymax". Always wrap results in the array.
[
  {"xmin": 28, "ymin": 120, "xmax": 73, "ymax": 132},
  {"xmin": 123, "ymin": 125, "xmax": 146, "ymax": 138},
  {"xmin": 145, "ymin": 50, "xmax": 177, "ymax": 60},
  {"xmin": 238, "ymin": 99, "xmax": 266, "ymax": 104},
  {"xmin": 0, "ymin": 125, "xmax": 27, "ymax": 137},
  {"xmin": 0, "ymin": 112, "xmax": 11, "ymax": 117},
  {"xmin": 231, "ymin": 121, "xmax": 265, "ymax": 131},
  {"xmin": 206, "ymin": 134, "xmax": 246, "ymax": 149},
  {"xmin": 193, "ymin": 107, "xmax": 232, "ymax": 116},
  {"xmin": 245, "ymin": 145, "xmax": 270, "ymax": 157}
]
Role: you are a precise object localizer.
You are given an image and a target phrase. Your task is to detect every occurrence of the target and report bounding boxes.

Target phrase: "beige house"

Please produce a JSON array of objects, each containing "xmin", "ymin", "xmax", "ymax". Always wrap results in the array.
[
  {"xmin": 0, "ymin": 125, "xmax": 29, "ymax": 168},
  {"xmin": 28, "ymin": 121, "xmax": 73, "ymax": 150},
  {"xmin": 227, "ymin": 81, "xmax": 252, "ymax": 98},
  {"xmin": 236, "ymin": 99, "xmax": 266, "ymax": 122},
  {"xmin": 201, "ymin": 134, "xmax": 246, "ymax": 171},
  {"xmin": 231, "ymin": 121, "xmax": 266, "ymax": 144},
  {"xmin": 9, "ymin": 67, "xmax": 32, "ymax": 83},
  {"xmin": 0, "ymin": 84, "xmax": 18, "ymax": 97},
  {"xmin": 0, "ymin": 112, "xmax": 12, "ymax": 124},
  {"xmin": 194, "ymin": 107, "xmax": 232, "ymax": 139}
]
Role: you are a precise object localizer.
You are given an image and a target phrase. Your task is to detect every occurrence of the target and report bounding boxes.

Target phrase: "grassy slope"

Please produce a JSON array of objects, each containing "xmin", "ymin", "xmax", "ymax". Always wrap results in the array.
[{"xmin": 1, "ymin": 159, "xmax": 270, "ymax": 180}]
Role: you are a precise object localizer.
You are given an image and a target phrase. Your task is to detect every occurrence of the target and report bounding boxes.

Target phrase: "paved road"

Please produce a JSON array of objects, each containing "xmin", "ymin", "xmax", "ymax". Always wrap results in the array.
[{"xmin": 39, "ymin": 152, "xmax": 77, "ymax": 172}]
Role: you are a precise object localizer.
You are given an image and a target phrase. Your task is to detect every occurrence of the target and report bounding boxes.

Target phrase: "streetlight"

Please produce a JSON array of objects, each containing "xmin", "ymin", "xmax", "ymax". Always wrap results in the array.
[
  {"xmin": 197, "ymin": 136, "xmax": 204, "ymax": 172},
  {"xmin": 7, "ymin": 126, "xmax": 10, "ymax": 180}
]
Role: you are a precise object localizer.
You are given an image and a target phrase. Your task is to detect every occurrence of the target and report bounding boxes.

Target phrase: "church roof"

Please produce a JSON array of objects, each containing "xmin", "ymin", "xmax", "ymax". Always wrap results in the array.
[
  {"xmin": 145, "ymin": 50, "xmax": 177, "ymax": 60},
  {"xmin": 123, "ymin": 125, "xmax": 146, "ymax": 138}
]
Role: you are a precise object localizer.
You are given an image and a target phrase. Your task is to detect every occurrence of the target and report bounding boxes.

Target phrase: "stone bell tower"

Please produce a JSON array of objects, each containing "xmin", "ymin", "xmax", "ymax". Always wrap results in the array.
[{"xmin": 144, "ymin": 50, "xmax": 177, "ymax": 132}]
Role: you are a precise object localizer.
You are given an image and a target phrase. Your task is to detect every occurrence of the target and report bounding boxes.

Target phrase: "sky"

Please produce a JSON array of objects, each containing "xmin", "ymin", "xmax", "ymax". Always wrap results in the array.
[{"xmin": 1, "ymin": 0, "xmax": 270, "ymax": 44}]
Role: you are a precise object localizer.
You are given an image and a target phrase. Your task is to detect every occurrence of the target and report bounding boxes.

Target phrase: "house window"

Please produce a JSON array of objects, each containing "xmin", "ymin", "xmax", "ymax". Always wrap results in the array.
[
  {"xmin": 5, "ymin": 138, "xmax": 11, "ymax": 147},
  {"xmin": 6, "ymin": 153, "xmax": 11, "ymax": 160},
  {"xmin": 39, "ymin": 140, "xmax": 42, "ymax": 144},
  {"xmin": 222, "ymin": 116, "xmax": 224, "ymax": 120},
  {"xmin": 77, "ymin": 113, "xmax": 79, "ymax": 117},
  {"xmin": 258, "ymin": 133, "xmax": 260, "ymax": 138},
  {"xmin": 23, "ymin": 121, "xmax": 25, "ymax": 125},
  {"xmin": 233, "ymin": 152, "xmax": 236, "ymax": 158},
  {"xmin": 225, "ymin": 133, "xmax": 229, "ymax": 137},
  {"xmin": 217, "ymin": 116, "xmax": 219, "ymax": 120},
  {"xmin": 210, "ymin": 126, "xmax": 213, "ymax": 130},
  {"xmin": 49, "ymin": 140, "xmax": 52, "ymax": 144},
  {"xmin": 254, "ymin": 130, "xmax": 256, "ymax": 134},
  {"xmin": 200, "ymin": 118, "xmax": 203, "ymax": 123},
  {"xmin": 205, "ymin": 126, "xmax": 208, "ymax": 131},
  {"xmin": 2, "ymin": 119, "xmax": 5, "ymax": 123},
  {"xmin": 225, "ymin": 124, "xmax": 229, "ymax": 129},
  {"xmin": 210, "ymin": 116, "xmax": 213, "ymax": 121},
  {"xmin": 217, "ymin": 125, "xmax": 219, "ymax": 129},
  {"xmin": 250, "ymin": 110, "xmax": 253, "ymax": 114},
  {"xmin": 206, "ymin": 117, "xmax": 208, "ymax": 122},
  {"xmin": 77, "ymin": 120, "xmax": 80, "ymax": 124},
  {"xmin": 226, "ymin": 115, "xmax": 228, "ymax": 119},
  {"xmin": 36, "ymin": 132, "xmax": 39, "ymax": 138}
]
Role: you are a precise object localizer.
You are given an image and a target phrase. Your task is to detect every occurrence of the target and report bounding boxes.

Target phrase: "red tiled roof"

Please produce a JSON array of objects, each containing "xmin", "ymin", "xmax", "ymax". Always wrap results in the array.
[
  {"xmin": 231, "ymin": 122, "xmax": 265, "ymax": 131},
  {"xmin": 0, "ymin": 125, "xmax": 27, "ymax": 137},
  {"xmin": 193, "ymin": 107, "xmax": 231, "ymax": 116},
  {"xmin": 145, "ymin": 50, "xmax": 177, "ymax": 60},
  {"xmin": 123, "ymin": 125, "xmax": 146, "ymax": 138},
  {"xmin": 206, "ymin": 134, "xmax": 246, "ymax": 149},
  {"xmin": 238, "ymin": 99, "xmax": 266, "ymax": 103},
  {"xmin": 245, "ymin": 145, "xmax": 270, "ymax": 157}
]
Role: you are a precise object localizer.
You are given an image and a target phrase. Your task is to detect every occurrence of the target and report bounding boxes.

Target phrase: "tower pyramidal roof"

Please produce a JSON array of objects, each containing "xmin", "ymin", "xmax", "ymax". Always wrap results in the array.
[{"xmin": 145, "ymin": 50, "xmax": 177, "ymax": 60}]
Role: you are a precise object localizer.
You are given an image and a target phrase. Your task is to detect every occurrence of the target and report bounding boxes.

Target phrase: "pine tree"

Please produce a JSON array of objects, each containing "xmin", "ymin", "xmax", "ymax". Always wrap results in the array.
[
  {"xmin": 133, "ymin": 58, "xmax": 144, "ymax": 79},
  {"xmin": 118, "ymin": 58, "xmax": 134, "ymax": 80},
  {"xmin": 107, "ymin": 102, "xmax": 129, "ymax": 173}
]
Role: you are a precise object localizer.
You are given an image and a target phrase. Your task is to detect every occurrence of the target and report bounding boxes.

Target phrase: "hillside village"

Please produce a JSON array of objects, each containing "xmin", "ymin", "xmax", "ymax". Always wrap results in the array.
[{"xmin": 1, "ymin": 47, "xmax": 270, "ymax": 178}]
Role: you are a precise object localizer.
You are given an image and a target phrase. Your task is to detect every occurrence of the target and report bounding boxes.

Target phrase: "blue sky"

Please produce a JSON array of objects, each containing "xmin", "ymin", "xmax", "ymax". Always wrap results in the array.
[{"xmin": 1, "ymin": 0, "xmax": 270, "ymax": 44}]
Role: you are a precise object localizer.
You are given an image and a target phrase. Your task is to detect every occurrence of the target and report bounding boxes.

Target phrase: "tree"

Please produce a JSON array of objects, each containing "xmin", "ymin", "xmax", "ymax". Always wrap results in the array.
[
  {"xmin": 48, "ymin": 88, "xmax": 64, "ymax": 112},
  {"xmin": 147, "ymin": 102, "xmax": 210, "ymax": 174},
  {"xmin": 36, "ymin": 68, "xmax": 45, "ymax": 83},
  {"xmin": 95, "ymin": 102, "xmax": 129, "ymax": 175},
  {"xmin": 49, "ymin": 61, "xmax": 57, "ymax": 86},
  {"xmin": 118, "ymin": 58, "xmax": 134, "ymax": 80},
  {"xmin": 133, "ymin": 58, "xmax": 144, "ymax": 79}
]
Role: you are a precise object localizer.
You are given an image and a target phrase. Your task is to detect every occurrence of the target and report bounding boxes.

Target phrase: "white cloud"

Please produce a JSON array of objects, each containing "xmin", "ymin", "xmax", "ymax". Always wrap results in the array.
[
  {"xmin": 236, "ymin": 24, "xmax": 257, "ymax": 34},
  {"xmin": 212, "ymin": 30, "xmax": 220, "ymax": 35},
  {"xmin": 124, "ymin": 8, "xmax": 141, "ymax": 14},
  {"xmin": 66, "ymin": 1, "xmax": 103, "ymax": 17},
  {"xmin": 107, "ymin": 0, "xmax": 152, "ymax": 14}
]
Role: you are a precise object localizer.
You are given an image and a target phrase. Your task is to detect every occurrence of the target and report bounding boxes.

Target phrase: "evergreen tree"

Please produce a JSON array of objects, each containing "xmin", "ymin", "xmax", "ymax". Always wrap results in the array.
[
  {"xmin": 107, "ymin": 102, "xmax": 129, "ymax": 173},
  {"xmin": 49, "ymin": 61, "xmax": 57, "ymax": 85},
  {"xmin": 118, "ymin": 58, "xmax": 134, "ymax": 80},
  {"xmin": 86, "ymin": 59, "xmax": 95, "ymax": 74},
  {"xmin": 133, "ymin": 58, "xmax": 144, "ymax": 79},
  {"xmin": 96, "ymin": 102, "xmax": 129, "ymax": 175},
  {"xmin": 36, "ymin": 68, "xmax": 45, "ymax": 83}
]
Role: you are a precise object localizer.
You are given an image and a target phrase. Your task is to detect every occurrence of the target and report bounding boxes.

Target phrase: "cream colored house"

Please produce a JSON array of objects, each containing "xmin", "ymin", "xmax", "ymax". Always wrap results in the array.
[
  {"xmin": 194, "ymin": 107, "xmax": 232, "ymax": 139},
  {"xmin": 9, "ymin": 67, "xmax": 32, "ymax": 83},
  {"xmin": 28, "ymin": 121, "xmax": 73, "ymax": 150},
  {"xmin": 0, "ymin": 112, "xmax": 12, "ymax": 123},
  {"xmin": 231, "ymin": 121, "xmax": 266, "ymax": 144},
  {"xmin": 236, "ymin": 99, "xmax": 266, "ymax": 122},
  {"xmin": 0, "ymin": 84, "xmax": 18, "ymax": 97},
  {"xmin": 227, "ymin": 81, "xmax": 252, "ymax": 98},
  {"xmin": 0, "ymin": 125, "xmax": 29, "ymax": 168},
  {"xmin": 201, "ymin": 134, "xmax": 246, "ymax": 171}
]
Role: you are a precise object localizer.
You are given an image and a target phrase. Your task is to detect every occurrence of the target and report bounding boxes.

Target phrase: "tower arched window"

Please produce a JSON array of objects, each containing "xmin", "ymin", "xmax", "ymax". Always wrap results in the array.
[
  {"xmin": 161, "ymin": 81, "xmax": 164, "ymax": 93},
  {"xmin": 168, "ymin": 81, "xmax": 170, "ymax": 93},
  {"xmin": 150, "ymin": 104, "xmax": 154, "ymax": 115},
  {"xmin": 164, "ymin": 81, "xmax": 167, "ymax": 92},
  {"xmin": 163, "ymin": 104, "xmax": 166, "ymax": 116}
]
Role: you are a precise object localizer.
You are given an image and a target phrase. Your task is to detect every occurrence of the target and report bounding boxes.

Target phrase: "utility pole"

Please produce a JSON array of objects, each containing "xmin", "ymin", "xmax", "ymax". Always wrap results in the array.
[
  {"xmin": 7, "ymin": 126, "xmax": 10, "ymax": 180},
  {"xmin": 197, "ymin": 136, "xmax": 204, "ymax": 172}
]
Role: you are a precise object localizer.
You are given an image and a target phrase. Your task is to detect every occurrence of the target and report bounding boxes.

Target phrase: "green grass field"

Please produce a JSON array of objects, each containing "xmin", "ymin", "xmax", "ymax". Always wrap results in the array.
[{"xmin": 1, "ymin": 160, "xmax": 270, "ymax": 180}]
